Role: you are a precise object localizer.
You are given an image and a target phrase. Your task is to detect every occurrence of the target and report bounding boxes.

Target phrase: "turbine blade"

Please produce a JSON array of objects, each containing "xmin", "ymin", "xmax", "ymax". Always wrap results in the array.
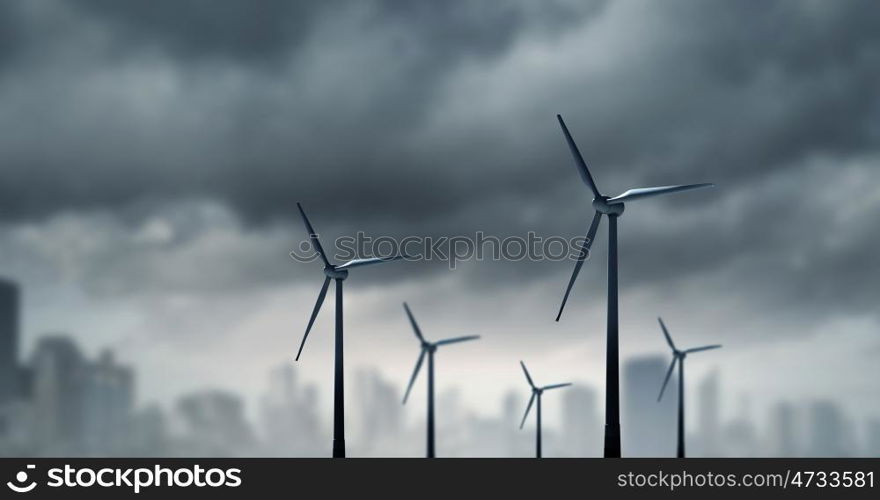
[
  {"xmin": 556, "ymin": 211, "xmax": 602, "ymax": 321},
  {"xmin": 435, "ymin": 335, "xmax": 480, "ymax": 346},
  {"xmin": 295, "ymin": 277, "xmax": 331, "ymax": 361},
  {"xmin": 402, "ymin": 349, "xmax": 426, "ymax": 404},
  {"xmin": 542, "ymin": 383, "xmax": 572, "ymax": 391},
  {"xmin": 657, "ymin": 356, "xmax": 678, "ymax": 402},
  {"xmin": 607, "ymin": 183, "xmax": 714, "ymax": 204},
  {"xmin": 336, "ymin": 254, "xmax": 404, "ymax": 270},
  {"xmin": 520, "ymin": 392, "xmax": 536, "ymax": 429},
  {"xmin": 658, "ymin": 317, "xmax": 676, "ymax": 351},
  {"xmin": 684, "ymin": 344, "xmax": 722, "ymax": 354},
  {"xmin": 557, "ymin": 114, "xmax": 601, "ymax": 198},
  {"xmin": 296, "ymin": 202, "xmax": 331, "ymax": 267},
  {"xmin": 520, "ymin": 361, "xmax": 535, "ymax": 388},
  {"xmin": 402, "ymin": 302, "xmax": 425, "ymax": 343}
]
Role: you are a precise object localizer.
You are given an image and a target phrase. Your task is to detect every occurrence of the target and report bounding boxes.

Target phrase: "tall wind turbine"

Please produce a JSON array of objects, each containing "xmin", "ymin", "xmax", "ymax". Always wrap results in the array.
[
  {"xmin": 294, "ymin": 202, "xmax": 405, "ymax": 458},
  {"xmin": 554, "ymin": 114, "xmax": 714, "ymax": 457},
  {"xmin": 657, "ymin": 317, "xmax": 721, "ymax": 458},
  {"xmin": 401, "ymin": 302, "xmax": 479, "ymax": 458},
  {"xmin": 519, "ymin": 361, "xmax": 571, "ymax": 458}
]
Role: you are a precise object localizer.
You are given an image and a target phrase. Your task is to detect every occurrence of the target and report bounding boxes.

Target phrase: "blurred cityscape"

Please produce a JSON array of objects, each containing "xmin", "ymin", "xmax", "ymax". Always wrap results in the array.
[{"xmin": 1, "ymin": 276, "xmax": 878, "ymax": 457}]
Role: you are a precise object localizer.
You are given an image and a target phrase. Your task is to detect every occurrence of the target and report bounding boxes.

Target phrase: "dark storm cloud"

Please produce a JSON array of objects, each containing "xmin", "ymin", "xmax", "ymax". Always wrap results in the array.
[
  {"xmin": 70, "ymin": 0, "xmax": 325, "ymax": 63},
  {"xmin": 71, "ymin": 0, "xmax": 604, "ymax": 65},
  {"xmin": 0, "ymin": 0, "xmax": 878, "ymax": 322},
  {"xmin": 530, "ymin": 0, "xmax": 880, "ymax": 191},
  {"xmin": 0, "ymin": 2, "xmax": 36, "ymax": 75},
  {"xmin": 0, "ymin": 0, "xmax": 607, "ymax": 221},
  {"xmin": 0, "ymin": 0, "xmax": 875, "ymax": 219},
  {"xmin": 655, "ymin": 0, "xmax": 880, "ymax": 181}
]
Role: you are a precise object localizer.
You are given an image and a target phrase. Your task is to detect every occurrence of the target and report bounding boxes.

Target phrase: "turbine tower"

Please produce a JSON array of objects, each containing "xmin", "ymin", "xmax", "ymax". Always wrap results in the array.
[
  {"xmin": 294, "ymin": 202, "xmax": 405, "ymax": 458},
  {"xmin": 402, "ymin": 302, "xmax": 479, "ymax": 458},
  {"xmin": 657, "ymin": 317, "xmax": 722, "ymax": 458},
  {"xmin": 554, "ymin": 114, "xmax": 714, "ymax": 457},
  {"xmin": 519, "ymin": 361, "xmax": 571, "ymax": 458}
]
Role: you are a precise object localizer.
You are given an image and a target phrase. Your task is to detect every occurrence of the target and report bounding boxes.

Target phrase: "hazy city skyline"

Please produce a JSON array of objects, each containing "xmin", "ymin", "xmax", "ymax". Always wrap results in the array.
[{"xmin": 2, "ymin": 277, "xmax": 878, "ymax": 457}]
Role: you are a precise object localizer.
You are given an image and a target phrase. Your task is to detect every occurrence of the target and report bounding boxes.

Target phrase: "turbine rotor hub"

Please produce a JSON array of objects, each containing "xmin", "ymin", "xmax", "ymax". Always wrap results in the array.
[
  {"xmin": 592, "ymin": 196, "xmax": 625, "ymax": 216},
  {"xmin": 323, "ymin": 266, "xmax": 349, "ymax": 280}
]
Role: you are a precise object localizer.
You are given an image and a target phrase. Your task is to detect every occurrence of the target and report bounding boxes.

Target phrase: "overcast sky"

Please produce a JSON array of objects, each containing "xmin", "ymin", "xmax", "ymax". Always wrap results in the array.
[{"xmin": 1, "ymin": 0, "xmax": 879, "ymax": 434}]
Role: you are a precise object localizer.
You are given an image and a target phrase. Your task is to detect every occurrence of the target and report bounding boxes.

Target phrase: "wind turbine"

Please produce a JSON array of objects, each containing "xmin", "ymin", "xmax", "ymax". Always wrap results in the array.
[
  {"xmin": 401, "ymin": 302, "xmax": 479, "ymax": 458},
  {"xmin": 553, "ymin": 114, "xmax": 714, "ymax": 457},
  {"xmin": 519, "ymin": 361, "xmax": 571, "ymax": 458},
  {"xmin": 657, "ymin": 317, "xmax": 721, "ymax": 458},
  {"xmin": 294, "ymin": 202, "xmax": 405, "ymax": 458}
]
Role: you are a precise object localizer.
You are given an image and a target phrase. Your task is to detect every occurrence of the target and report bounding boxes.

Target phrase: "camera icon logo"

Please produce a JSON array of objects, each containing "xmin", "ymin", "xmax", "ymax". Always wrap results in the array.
[{"xmin": 6, "ymin": 464, "xmax": 37, "ymax": 493}]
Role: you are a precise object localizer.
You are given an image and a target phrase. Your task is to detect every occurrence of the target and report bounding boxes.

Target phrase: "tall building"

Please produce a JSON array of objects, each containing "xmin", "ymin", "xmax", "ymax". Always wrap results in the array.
[
  {"xmin": 130, "ymin": 404, "xmax": 168, "ymax": 457},
  {"xmin": 176, "ymin": 390, "xmax": 255, "ymax": 456},
  {"xmin": 354, "ymin": 368, "xmax": 403, "ymax": 455},
  {"xmin": 696, "ymin": 369, "xmax": 720, "ymax": 457},
  {"xmin": 82, "ymin": 349, "xmax": 134, "ymax": 455},
  {"xmin": 866, "ymin": 419, "xmax": 880, "ymax": 458},
  {"xmin": 31, "ymin": 336, "xmax": 87, "ymax": 454},
  {"xmin": 807, "ymin": 400, "xmax": 851, "ymax": 457},
  {"xmin": 561, "ymin": 385, "xmax": 600, "ymax": 457},
  {"xmin": 0, "ymin": 279, "xmax": 20, "ymax": 406},
  {"xmin": 500, "ymin": 390, "xmax": 529, "ymax": 457},
  {"xmin": 769, "ymin": 401, "xmax": 799, "ymax": 457},
  {"xmin": 260, "ymin": 365, "xmax": 323, "ymax": 456},
  {"xmin": 623, "ymin": 355, "xmax": 677, "ymax": 457},
  {"xmin": 722, "ymin": 395, "xmax": 759, "ymax": 457}
]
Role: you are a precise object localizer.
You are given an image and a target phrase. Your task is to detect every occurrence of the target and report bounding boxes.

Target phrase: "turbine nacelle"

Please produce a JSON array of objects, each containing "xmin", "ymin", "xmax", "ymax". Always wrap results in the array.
[
  {"xmin": 592, "ymin": 196, "xmax": 625, "ymax": 216},
  {"xmin": 323, "ymin": 266, "xmax": 349, "ymax": 280}
]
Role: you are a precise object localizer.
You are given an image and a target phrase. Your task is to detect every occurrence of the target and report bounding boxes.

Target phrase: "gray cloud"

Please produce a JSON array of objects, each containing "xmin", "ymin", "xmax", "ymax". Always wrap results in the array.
[
  {"xmin": 70, "ymin": 0, "xmax": 324, "ymax": 63},
  {"xmin": 0, "ymin": 0, "xmax": 878, "ymax": 326}
]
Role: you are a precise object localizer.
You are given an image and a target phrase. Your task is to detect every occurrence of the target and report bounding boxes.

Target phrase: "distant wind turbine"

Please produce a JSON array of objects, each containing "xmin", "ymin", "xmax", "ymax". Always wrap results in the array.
[
  {"xmin": 554, "ymin": 114, "xmax": 714, "ymax": 457},
  {"xmin": 657, "ymin": 317, "xmax": 722, "ymax": 458},
  {"xmin": 402, "ymin": 302, "xmax": 479, "ymax": 458},
  {"xmin": 519, "ymin": 361, "xmax": 571, "ymax": 458},
  {"xmin": 294, "ymin": 202, "xmax": 405, "ymax": 458}
]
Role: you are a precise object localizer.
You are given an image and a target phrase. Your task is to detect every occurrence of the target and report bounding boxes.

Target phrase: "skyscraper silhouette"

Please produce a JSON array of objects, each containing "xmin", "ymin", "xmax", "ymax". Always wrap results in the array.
[
  {"xmin": 696, "ymin": 369, "xmax": 720, "ymax": 457},
  {"xmin": 623, "ymin": 355, "xmax": 676, "ymax": 456},
  {"xmin": 562, "ymin": 385, "xmax": 600, "ymax": 457},
  {"xmin": 31, "ymin": 336, "xmax": 87, "ymax": 454},
  {"xmin": 866, "ymin": 419, "xmax": 880, "ymax": 458},
  {"xmin": 82, "ymin": 350, "xmax": 134, "ymax": 455},
  {"xmin": 770, "ymin": 401, "xmax": 799, "ymax": 457},
  {"xmin": 0, "ymin": 279, "xmax": 20, "ymax": 406},
  {"xmin": 723, "ymin": 395, "xmax": 759, "ymax": 457},
  {"xmin": 808, "ymin": 400, "xmax": 850, "ymax": 457},
  {"xmin": 260, "ymin": 365, "xmax": 324, "ymax": 456},
  {"xmin": 354, "ymin": 368, "xmax": 403, "ymax": 455},
  {"xmin": 176, "ymin": 390, "xmax": 256, "ymax": 456}
]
